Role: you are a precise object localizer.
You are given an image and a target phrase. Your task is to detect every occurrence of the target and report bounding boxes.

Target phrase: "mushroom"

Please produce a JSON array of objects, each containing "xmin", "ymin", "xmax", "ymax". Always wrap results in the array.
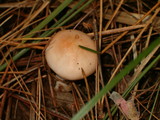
[{"xmin": 45, "ymin": 30, "xmax": 97, "ymax": 80}]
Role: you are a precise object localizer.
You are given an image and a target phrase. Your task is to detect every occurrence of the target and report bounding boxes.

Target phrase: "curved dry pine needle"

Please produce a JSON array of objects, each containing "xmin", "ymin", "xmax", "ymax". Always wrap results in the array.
[
  {"xmin": 99, "ymin": 0, "xmax": 103, "ymax": 50},
  {"xmin": 3, "ymin": 41, "xmax": 47, "ymax": 46},
  {"xmin": 48, "ymin": 74, "xmax": 59, "ymax": 113},
  {"xmin": 0, "ymin": 90, "xmax": 7, "ymax": 118},
  {"xmin": 13, "ymin": 37, "xmax": 50, "ymax": 41},
  {"xmin": 135, "ymin": 84, "xmax": 158, "ymax": 98},
  {"xmin": 0, "ymin": 62, "xmax": 10, "ymax": 88},
  {"xmin": 135, "ymin": 97, "xmax": 159, "ymax": 120},
  {"xmin": 72, "ymin": 82, "xmax": 91, "ymax": 120},
  {"xmin": 81, "ymin": 68, "xmax": 94, "ymax": 119},
  {"xmin": 73, "ymin": 8, "xmax": 94, "ymax": 29},
  {"xmin": 0, "ymin": 86, "xmax": 32, "ymax": 96},
  {"xmin": 72, "ymin": 83, "xmax": 85, "ymax": 106},
  {"xmin": 0, "ymin": 71, "xmax": 27, "ymax": 74},
  {"xmin": 145, "ymin": 26, "xmax": 153, "ymax": 48},
  {"xmin": 72, "ymin": 82, "xmax": 92, "ymax": 119},
  {"xmin": 81, "ymin": 68, "xmax": 91, "ymax": 100},
  {"xmin": 87, "ymin": 24, "xmax": 145, "ymax": 37},
  {"xmin": 146, "ymin": 82, "xmax": 159, "ymax": 107},
  {"xmin": 0, "ymin": 7, "xmax": 12, "ymax": 17},
  {"xmin": 0, "ymin": 47, "xmax": 17, "ymax": 67},
  {"xmin": 1, "ymin": 40, "xmax": 46, "ymax": 51},
  {"xmin": 0, "ymin": 48, "xmax": 12, "ymax": 69},
  {"xmin": 104, "ymin": 0, "xmax": 125, "ymax": 30},
  {"xmin": 0, "ymin": 14, "xmax": 13, "ymax": 27},
  {"xmin": 16, "ymin": 45, "xmax": 44, "ymax": 50},
  {"xmin": 0, "ymin": 7, "xmax": 17, "ymax": 20},
  {"xmin": 37, "ymin": 68, "xmax": 44, "ymax": 119},
  {"xmin": 14, "ymin": 42, "xmax": 46, "ymax": 49},
  {"xmin": 0, "ymin": 1, "xmax": 36, "ymax": 8}
]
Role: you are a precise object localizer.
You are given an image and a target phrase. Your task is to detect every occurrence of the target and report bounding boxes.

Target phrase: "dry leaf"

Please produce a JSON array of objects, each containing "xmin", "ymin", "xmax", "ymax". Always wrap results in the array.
[{"xmin": 110, "ymin": 91, "xmax": 139, "ymax": 120}]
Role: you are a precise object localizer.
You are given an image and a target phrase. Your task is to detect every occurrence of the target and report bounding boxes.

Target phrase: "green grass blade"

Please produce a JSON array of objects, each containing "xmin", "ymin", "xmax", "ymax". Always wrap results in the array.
[
  {"xmin": 71, "ymin": 37, "xmax": 160, "ymax": 120},
  {"xmin": 79, "ymin": 45, "xmax": 100, "ymax": 54},
  {"xmin": 42, "ymin": 0, "xmax": 94, "ymax": 37},
  {"xmin": 148, "ymin": 82, "xmax": 160, "ymax": 120},
  {"xmin": 0, "ymin": 48, "xmax": 30, "ymax": 71},
  {"xmin": 25, "ymin": 0, "xmax": 73, "ymax": 38}
]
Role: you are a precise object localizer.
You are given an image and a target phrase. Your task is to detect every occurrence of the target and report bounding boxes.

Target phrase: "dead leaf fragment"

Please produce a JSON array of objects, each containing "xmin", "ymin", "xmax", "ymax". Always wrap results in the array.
[{"xmin": 110, "ymin": 91, "xmax": 139, "ymax": 120}]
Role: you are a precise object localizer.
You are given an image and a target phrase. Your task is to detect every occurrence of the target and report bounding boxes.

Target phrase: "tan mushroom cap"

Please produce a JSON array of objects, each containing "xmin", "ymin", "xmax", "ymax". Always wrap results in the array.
[{"xmin": 45, "ymin": 30, "xmax": 97, "ymax": 80}]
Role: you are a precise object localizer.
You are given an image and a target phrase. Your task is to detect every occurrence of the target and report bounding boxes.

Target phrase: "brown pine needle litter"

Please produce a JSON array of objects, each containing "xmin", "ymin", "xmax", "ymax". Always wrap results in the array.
[{"xmin": 0, "ymin": 0, "xmax": 160, "ymax": 120}]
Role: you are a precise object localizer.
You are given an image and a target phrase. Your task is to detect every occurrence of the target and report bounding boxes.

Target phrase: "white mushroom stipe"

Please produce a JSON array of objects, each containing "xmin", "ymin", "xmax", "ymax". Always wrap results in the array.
[{"xmin": 45, "ymin": 30, "xmax": 97, "ymax": 80}]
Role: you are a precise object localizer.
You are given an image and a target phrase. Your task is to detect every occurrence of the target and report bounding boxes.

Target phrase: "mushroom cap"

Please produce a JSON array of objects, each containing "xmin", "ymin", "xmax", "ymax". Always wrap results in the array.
[{"xmin": 45, "ymin": 30, "xmax": 97, "ymax": 80}]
